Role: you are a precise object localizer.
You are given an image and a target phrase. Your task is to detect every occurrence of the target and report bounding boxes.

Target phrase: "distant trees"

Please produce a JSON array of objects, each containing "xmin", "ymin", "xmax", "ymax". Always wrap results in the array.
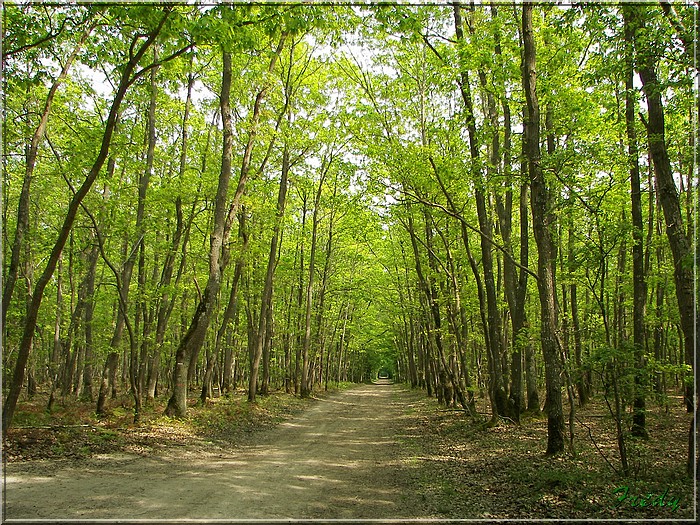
[{"xmin": 342, "ymin": 1, "xmax": 694, "ymax": 468}]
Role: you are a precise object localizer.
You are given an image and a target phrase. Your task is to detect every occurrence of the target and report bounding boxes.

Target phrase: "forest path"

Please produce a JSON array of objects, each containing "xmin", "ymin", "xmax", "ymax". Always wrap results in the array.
[{"xmin": 3, "ymin": 382, "xmax": 435, "ymax": 520}]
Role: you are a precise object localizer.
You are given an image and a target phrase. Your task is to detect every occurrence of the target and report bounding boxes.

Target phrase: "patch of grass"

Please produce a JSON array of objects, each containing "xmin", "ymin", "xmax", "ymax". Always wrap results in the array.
[
  {"xmin": 5, "ymin": 389, "xmax": 318, "ymax": 461},
  {"xmin": 12, "ymin": 406, "xmax": 52, "ymax": 427},
  {"xmin": 89, "ymin": 428, "xmax": 121, "ymax": 445}
]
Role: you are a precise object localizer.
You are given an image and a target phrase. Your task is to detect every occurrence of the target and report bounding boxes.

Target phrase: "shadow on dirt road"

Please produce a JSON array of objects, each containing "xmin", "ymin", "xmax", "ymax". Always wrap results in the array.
[{"xmin": 3, "ymin": 383, "xmax": 434, "ymax": 520}]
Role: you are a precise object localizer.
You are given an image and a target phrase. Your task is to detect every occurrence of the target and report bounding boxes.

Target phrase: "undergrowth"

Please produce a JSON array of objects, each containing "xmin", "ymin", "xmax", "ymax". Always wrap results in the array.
[{"xmin": 398, "ymin": 387, "xmax": 695, "ymax": 520}]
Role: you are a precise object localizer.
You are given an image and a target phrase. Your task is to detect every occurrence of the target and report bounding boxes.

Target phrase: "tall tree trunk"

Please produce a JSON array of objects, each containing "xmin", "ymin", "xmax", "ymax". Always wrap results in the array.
[
  {"xmin": 301, "ymin": 154, "xmax": 331, "ymax": 398},
  {"xmin": 522, "ymin": 3, "xmax": 566, "ymax": 454},
  {"xmin": 166, "ymin": 48, "xmax": 236, "ymax": 417},
  {"xmin": 47, "ymin": 254, "xmax": 63, "ymax": 411},
  {"xmin": 518, "ymin": 128, "xmax": 540, "ymax": 415},
  {"xmin": 249, "ymin": 144, "xmax": 290, "ymax": 401},
  {"xmin": 283, "ymin": 284, "xmax": 295, "ymax": 393},
  {"xmin": 623, "ymin": 12, "xmax": 648, "ymax": 437},
  {"xmin": 166, "ymin": 34, "xmax": 286, "ymax": 416},
  {"xmin": 453, "ymin": 3, "xmax": 508, "ymax": 420},
  {"xmin": 131, "ymin": 46, "xmax": 159, "ymax": 413},
  {"xmin": 569, "ymin": 213, "xmax": 587, "ymax": 406},
  {"xmin": 625, "ymin": 5, "xmax": 696, "ymax": 474},
  {"xmin": 313, "ymin": 180, "xmax": 337, "ymax": 390},
  {"xmin": 294, "ymin": 191, "xmax": 308, "ymax": 396},
  {"xmin": 207, "ymin": 212, "xmax": 247, "ymax": 401}
]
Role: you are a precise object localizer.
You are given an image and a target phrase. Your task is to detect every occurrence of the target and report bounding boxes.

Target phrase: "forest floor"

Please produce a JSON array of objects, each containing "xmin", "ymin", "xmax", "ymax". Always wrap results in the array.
[{"xmin": 2, "ymin": 381, "xmax": 696, "ymax": 521}]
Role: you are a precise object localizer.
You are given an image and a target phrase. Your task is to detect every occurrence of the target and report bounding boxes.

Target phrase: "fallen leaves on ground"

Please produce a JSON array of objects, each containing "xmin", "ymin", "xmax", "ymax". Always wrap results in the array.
[
  {"xmin": 395, "ymin": 389, "xmax": 695, "ymax": 520},
  {"xmin": 3, "ymin": 388, "xmax": 316, "ymax": 461}
]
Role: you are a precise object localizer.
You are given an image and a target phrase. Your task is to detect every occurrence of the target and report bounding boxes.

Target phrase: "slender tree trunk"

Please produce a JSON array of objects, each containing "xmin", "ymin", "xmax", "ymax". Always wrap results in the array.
[
  {"xmin": 294, "ymin": 191, "xmax": 308, "ymax": 396},
  {"xmin": 522, "ymin": 3, "xmax": 565, "ymax": 454},
  {"xmin": 622, "ymin": 13, "xmax": 648, "ymax": 437},
  {"xmin": 301, "ymin": 155, "xmax": 330, "ymax": 398},
  {"xmin": 149, "ymin": 63, "xmax": 196, "ymax": 406},
  {"xmin": 131, "ymin": 46, "xmax": 159, "ymax": 411},
  {"xmin": 519, "ymin": 128, "xmax": 539, "ymax": 414},
  {"xmin": 494, "ymin": 82, "xmax": 529, "ymax": 422},
  {"xmin": 249, "ymin": 144, "xmax": 290, "ymax": 401},
  {"xmin": 283, "ymin": 284, "xmax": 295, "ymax": 393},
  {"xmin": 313, "ymin": 179, "xmax": 337, "ymax": 390},
  {"xmin": 208, "ymin": 213, "xmax": 246, "ymax": 400},
  {"xmin": 47, "ymin": 255, "xmax": 63, "ymax": 410},
  {"xmin": 569, "ymin": 220, "xmax": 587, "ymax": 406},
  {"xmin": 166, "ymin": 48, "xmax": 236, "ymax": 416},
  {"xmin": 166, "ymin": 35, "xmax": 286, "ymax": 416},
  {"xmin": 452, "ymin": 3, "xmax": 508, "ymax": 420}
]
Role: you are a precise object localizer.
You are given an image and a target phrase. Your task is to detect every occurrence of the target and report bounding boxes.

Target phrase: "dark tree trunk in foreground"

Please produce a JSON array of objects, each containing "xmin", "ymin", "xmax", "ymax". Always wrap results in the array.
[
  {"xmin": 625, "ymin": 4, "xmax": 696, "ymax": 475},
  {"xmin": 522, "ymin": 3, "xmax": 565, "ymax": 455},
  {"xmin": 623, "ymin": 9, "xmax": 647, "ymax": 438}
]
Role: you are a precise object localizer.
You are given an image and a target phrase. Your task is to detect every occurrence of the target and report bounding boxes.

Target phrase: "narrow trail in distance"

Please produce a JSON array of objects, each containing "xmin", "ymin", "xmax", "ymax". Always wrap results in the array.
[{"xmin": 3, "ymin": 382, "xmax": 435, "ymax": 520}]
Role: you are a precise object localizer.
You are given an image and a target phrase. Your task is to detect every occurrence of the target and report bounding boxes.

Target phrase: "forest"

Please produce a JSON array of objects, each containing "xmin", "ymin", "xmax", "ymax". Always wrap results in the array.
[{"xmin": 2, "ymin": 1, "xmax": 697, "ymax": 520}]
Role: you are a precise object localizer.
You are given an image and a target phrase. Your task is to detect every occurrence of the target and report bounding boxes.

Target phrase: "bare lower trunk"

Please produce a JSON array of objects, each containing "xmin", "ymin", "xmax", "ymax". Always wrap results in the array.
[{"xmin": 96, "ymin": 352, "xmax": 120, "ymax": 415}]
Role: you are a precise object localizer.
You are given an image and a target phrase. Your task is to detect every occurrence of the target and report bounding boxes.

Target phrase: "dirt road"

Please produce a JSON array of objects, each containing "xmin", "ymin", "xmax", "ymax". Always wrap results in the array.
[{"xmin": 3, "ymin": 382, "xmax": 434, "ymax": 520}]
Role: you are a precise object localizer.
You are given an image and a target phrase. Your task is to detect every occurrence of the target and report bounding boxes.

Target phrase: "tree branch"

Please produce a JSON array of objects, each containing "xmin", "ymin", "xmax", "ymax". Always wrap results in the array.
[{"xmin": 397, "ymin": 183, "xmax": 539, "ymax": 281}]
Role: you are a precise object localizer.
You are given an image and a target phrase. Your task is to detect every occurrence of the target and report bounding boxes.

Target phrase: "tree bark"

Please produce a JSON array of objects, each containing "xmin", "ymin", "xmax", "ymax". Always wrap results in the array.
[
  {"xmin": 522, "ymin": 3, "xmax": 566, "ymax": 454},
  {"xmin": 453, "ymin": 3, "xmax": 508, "ymax": 420},
  {"xmin": 81, "ymin": 240, "xmax": 99, "ymax": 401},
  {"xmin": 625, "ymin": 4, "xmax": 696, "ymax": 474},
  {"xmin": 294, "ymin": 190, "xmax": 308, "ymax": 396},
  {"xmin": 301, "ymin": 154, "xmax": 331, "ymax": 398},
  {"xmin": 622, "ymin": 10, "xmax": 648, "ymax": 437},
  {"xmin": 249, "ymin": 143, "xmax": 290, "ymax": 401},
  {"xmin": 96, "ymin": 352, "xmax": 119, "ymax": 415},
  {"xmin": 166, "ymin": 33, "xmax": 286, "ymax": 416}
]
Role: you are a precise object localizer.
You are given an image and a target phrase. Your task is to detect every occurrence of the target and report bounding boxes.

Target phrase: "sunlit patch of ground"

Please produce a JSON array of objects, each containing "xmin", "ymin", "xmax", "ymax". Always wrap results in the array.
[{"xmin": 397, "ymin": 388, "xmax": 695, "ymax": 520}]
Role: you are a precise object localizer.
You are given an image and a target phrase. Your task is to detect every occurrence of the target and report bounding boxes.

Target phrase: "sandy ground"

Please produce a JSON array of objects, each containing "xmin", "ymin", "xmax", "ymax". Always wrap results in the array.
[{"xmin": 2, "ymin": 381, "xmax": 434, "ymax": 521}]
